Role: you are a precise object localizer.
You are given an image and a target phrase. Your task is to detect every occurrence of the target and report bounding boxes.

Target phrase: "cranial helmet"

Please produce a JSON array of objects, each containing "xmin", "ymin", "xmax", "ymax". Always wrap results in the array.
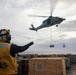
[{"xmin": 0, "ymin": 29, "xmax": 11, "ymax": 43}]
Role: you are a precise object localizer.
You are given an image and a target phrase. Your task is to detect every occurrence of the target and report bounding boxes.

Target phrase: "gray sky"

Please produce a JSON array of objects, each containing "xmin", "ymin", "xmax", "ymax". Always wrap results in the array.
[{"xmin": 0, "ymin": 0, "xmax": 76, "ymax": 54}]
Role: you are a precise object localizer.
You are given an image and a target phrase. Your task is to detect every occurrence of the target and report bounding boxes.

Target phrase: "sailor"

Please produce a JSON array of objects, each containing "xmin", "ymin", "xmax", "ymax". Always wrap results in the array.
[{"xmin": 0, "ymin": 29, "xmax": 34, "ymax": 75}]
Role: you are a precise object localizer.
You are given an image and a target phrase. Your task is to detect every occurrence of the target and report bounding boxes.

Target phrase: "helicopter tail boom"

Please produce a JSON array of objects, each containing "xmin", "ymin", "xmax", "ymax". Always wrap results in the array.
[{"xmin": 29, "ymin": 24, "xmax": 37, "ymax": 31}]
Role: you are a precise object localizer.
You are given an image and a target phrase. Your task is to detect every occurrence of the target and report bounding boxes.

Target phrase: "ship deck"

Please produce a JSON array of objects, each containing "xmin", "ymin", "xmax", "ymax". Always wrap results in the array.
[
  {"xmin": 66, "ymin": 64, "xmax": 76, "ymax": 75},
  {"xmin": 18, "ymin": 63, "xmax": 76, "ymax": 75},
  {"xmin": 17, "ymin": 54, "xmax": 76, "ymax": 75}
]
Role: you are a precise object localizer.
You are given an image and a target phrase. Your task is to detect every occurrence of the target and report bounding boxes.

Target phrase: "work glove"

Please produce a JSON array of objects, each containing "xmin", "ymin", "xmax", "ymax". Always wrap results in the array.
[{"xmin": 29, "ymin": 41, "xmax": 34, "ymax": 46}]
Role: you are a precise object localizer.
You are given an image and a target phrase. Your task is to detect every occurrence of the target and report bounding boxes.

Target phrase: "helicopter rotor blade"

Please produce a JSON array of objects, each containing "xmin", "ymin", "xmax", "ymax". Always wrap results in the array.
[
  {"xmin": 28, "ymin": 14, "xmax": 49, "ymax": 18},
  {"xmin": 50, "ymin": 0, "xmax": 59, "ymax": 16},
  {"xmin": 28, "ymin": 0, "xmax": 59, "ymax": 18}
]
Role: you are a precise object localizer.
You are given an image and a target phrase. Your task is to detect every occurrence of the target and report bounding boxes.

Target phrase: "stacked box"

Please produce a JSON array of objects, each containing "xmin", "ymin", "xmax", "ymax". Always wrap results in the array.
[
  {"xmin": 18, "ymin": 59, "xmax": 28, "ymax": 75},
  {"xmin": 28, "ymin": 57, "xmax": 66, "ymax": 75},
  {"xmin": 71, "ymin": 55, "xmax": 76, "ymax": 63},
  {"xmin": 65, "ymin": 58, "xmax": 70, "ymax": 68}
]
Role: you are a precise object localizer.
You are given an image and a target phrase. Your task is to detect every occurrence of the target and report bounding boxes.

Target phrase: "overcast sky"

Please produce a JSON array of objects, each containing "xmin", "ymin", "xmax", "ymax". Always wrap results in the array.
[{"xmin": 0, "ymin": 0, "xmax": 76, "ymax": 54}]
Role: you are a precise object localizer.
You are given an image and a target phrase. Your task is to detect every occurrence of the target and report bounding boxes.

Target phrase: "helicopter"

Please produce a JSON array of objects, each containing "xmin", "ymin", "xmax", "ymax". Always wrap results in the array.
[
  {"xmin": 29, "ymin": 16, "xmax": 65, "ymax": 31},
  {"xmin": 28, "ymin": 0, "xmax": 65, "ymax": 31}
]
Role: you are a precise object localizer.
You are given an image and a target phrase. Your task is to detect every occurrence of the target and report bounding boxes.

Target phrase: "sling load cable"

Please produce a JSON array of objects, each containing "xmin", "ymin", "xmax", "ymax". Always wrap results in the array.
[
  {"xmin": 49, "ymin": 27, "xmax": 54, "ymax": 47},
  {"xmin": 51, "ymin": 27, "xmax": 52, "ymax": 45}
]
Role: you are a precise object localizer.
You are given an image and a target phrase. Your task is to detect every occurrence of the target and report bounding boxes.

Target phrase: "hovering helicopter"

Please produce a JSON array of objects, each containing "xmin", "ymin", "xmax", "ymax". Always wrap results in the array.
[
  {"xmin": 28, "ymin": 0, "xmax": 66, "ymax": 32},
  {"xmin": 29, "ymin": 16, "xmax": 65, "ymax": 31}
]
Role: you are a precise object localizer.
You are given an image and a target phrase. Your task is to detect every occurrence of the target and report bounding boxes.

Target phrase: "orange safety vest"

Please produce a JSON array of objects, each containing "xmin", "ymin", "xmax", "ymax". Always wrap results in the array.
[{"xmin": 0, "ymin": 42, "xmax": 18, "ymax": 75}]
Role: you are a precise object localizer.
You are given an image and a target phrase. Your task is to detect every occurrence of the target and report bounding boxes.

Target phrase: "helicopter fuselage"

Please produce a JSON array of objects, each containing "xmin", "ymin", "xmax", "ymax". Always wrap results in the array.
[{"xmin": 42, "ymin": 16, "xmax": 65, "ymax": 27}]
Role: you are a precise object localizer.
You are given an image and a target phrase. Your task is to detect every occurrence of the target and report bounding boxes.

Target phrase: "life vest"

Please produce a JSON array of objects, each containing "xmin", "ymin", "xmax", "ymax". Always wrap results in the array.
[{"xmin": 0, "ymin": 42, "xmax": 18, "ymax": 75}]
